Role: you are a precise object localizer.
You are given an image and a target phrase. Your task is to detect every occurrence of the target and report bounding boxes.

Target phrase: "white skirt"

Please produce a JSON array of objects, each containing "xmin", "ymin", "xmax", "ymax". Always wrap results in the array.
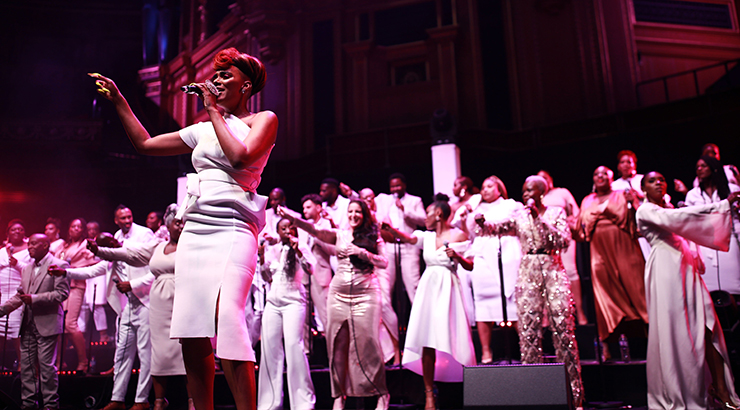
[{"xmin": 171, "ymin": 178, "xmax": 263, "ymax": 361}]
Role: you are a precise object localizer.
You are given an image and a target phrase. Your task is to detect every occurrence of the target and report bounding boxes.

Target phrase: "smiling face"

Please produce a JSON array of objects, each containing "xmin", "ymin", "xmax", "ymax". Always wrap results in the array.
[
  {"xmin": 347, "ymin": 202, "xmax": 364, "ymax": 229},
  {"xmin": 211, "ymin": 66, "xmax": 251, "ymax": 111},
  {"xmin": 359, "ymin": 188, "xmax": 376, "ymax": 212},
  {"xmin": 114, "ymin": 208, "xmax": 133, "ymax": 233},
  {"xmin": 480, "ymin": 178, "xmax": 501, "ymax": 203},
  {"xmin": 68, "ymin": 219, "xmax": 85, "ymax": 242},
  {"xmin": 642, "ymin": 172, "xmax": 667, "ymax": 205},
  {"xmin": 7, "ymin": 223, "xmax": 25, "ymax": 246},
  {"xmin": 27, "ymin": 234, "xmax": 50, "ymax": 262},
  {"xmin": 593, "ymin": 166, "xmax": 613, "ymax": 192}
]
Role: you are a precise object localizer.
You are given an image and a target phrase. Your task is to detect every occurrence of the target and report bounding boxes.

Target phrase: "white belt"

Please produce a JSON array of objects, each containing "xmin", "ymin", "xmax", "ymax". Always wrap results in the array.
[{"xmin": 175, "ymin": 169, "xmax": 255, "ymax": 221}]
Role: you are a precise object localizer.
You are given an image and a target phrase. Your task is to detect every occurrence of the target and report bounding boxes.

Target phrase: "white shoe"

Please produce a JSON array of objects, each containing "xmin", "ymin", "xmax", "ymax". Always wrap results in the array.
[
  {"xmin": 333, "ymin": 396, "xmax": 345, "ymax": 410},
  {"xmin": 376, "ymin": 393, "xmax": 390, "ymax": 410}
]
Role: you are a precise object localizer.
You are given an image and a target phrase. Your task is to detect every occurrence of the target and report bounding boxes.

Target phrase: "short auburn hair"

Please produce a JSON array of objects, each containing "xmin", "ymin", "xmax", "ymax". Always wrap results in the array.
[{"xmin": 213, "ymin": 48, "xmax": 266, "ymax": 97}]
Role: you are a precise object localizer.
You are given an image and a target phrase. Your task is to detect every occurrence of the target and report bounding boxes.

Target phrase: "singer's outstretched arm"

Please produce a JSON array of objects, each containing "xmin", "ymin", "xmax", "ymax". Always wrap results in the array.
[{"xmin": 89, "ymin": 73, "xmax": 192, "ymax": 156}]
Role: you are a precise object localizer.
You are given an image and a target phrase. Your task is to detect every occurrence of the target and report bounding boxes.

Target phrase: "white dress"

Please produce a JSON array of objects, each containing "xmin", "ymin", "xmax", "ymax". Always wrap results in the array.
[
  {"xmin": 637, "ymin": 200, "xmax": 739, "ymax": 409},
  {"xmin": 172, "ymin": 113, "xmax": 273, "ymax": 361},
  {"xmin": 402, "ymin": 231, "xmax": 475, "ymax": 382},
  {"xmin": 452, "ymin": 195, "xmax": 523, "ymax": 322},
  {"xmin": 0, "ymin": 248, "xmax": 30, "ymax": 338},
  {"xmin": 685, "ymin": 184, "xmax": 740, "ymax": 295}
]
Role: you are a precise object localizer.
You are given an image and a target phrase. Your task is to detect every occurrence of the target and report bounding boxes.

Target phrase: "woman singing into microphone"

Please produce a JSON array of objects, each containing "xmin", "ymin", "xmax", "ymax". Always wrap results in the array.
[
  {"xmin": 90, "ymin": 47, "xmax": 277, "ymax": 410},
  {"xmin": 475, "ymin": 176, "xmax": 583, "ymax": 408}
]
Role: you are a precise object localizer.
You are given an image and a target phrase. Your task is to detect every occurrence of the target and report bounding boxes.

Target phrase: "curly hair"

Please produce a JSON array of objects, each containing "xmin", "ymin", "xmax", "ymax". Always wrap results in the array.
[{"xmin": 213, "ymin": 47, "xmax": 266, "ymax": 97}]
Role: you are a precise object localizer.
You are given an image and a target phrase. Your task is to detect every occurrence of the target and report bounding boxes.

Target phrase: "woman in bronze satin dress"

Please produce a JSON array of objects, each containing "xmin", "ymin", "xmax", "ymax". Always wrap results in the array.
[
  {"xmin": 572, "ymin": 166, "xmax": 648, "ymax": 360},
  {"xmin": 278, "ymin": 200, "xmax": 389, "ymax": 410}
]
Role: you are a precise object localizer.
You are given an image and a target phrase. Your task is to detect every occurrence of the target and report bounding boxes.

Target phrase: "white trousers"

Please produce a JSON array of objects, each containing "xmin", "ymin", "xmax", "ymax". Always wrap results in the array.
[
  {"xmin": 384, "ymin": 242, "xmax": 421, "ymax": 303},
  {"xmin": 111, "ymin": 300, "xmax": 152, "ymax": 403},
  {"xmin": 78, "ymin": 303, "xmax": 108, "ymax": 332},
  {"xmin": 258, "ymin": 300, "xmax": 315, "ymax": 410},
  {"xmin": 309, "ymin": 278, "xmax": 329, "ymax": 333},
  {"xmin": 375, "ymin": 267, "xmax": 399, "ymax": 363}
]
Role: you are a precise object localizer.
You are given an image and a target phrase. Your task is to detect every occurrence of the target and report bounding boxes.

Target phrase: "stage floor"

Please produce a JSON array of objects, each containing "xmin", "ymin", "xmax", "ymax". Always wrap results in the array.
[{"xmin": 0, "ymin": 359, "xmax": 648, "ymax": 410}]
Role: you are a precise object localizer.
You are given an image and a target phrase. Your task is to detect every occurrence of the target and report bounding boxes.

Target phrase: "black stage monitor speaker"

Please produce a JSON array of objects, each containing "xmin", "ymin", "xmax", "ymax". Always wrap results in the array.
[{"xmin": 463, "ymin": 363, "xmax": 572, "ymax": 409}]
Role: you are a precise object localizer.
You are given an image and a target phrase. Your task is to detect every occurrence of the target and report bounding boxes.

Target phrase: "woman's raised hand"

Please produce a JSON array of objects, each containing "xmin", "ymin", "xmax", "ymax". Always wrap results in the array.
[{"xmin": 88, "ymin": 73, "xmax": 122, "ymax": 102}]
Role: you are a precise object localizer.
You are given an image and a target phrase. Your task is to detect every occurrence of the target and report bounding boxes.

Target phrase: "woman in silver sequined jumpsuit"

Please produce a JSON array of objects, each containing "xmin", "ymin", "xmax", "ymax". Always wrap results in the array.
[{"xmin": 476, "ymin": 175, "xmax": 583, "ymax": 408}]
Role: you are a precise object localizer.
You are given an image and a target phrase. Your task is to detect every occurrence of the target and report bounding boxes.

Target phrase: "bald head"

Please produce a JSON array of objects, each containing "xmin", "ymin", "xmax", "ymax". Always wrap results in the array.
[
  {"xmin": 359, "ymin": 188, "xmax": 377, "ymax": 212},
  {"xmin": 27, "ymin": 233, "xmax": 50, "ymax": 262},
  {"xmin": 269, "ymin": 188, "xmax": 286, "ymax": 210}
]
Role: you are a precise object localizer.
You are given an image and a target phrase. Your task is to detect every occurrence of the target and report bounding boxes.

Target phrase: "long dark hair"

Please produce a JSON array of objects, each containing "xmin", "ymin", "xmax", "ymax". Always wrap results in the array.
[
  {"xmin": 699, "ymin": 155, "xmax": 731, "ymax": 200},
  {"xmin": 349, "ymin": 200, "xmax": 379, "ymax": 270}
]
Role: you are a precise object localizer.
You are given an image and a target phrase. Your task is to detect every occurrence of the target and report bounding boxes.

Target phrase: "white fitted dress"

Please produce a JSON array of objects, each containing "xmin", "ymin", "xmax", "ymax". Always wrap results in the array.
[{"xmin": 171, "ymin": 113, "xmax": 273, "ymax": 361}]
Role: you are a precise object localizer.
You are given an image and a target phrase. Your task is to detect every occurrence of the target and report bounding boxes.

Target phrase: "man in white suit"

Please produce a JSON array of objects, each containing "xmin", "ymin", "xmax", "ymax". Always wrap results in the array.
[
  {"xmin": 374, "ymin": 173, "xmax": 426, "ymax": 302},
  {"xmin": 50, "ymin": 206, "xmax": 156, "ymax": 410},
  {"xmin": 0, "ymin": 233, "xmax": 69, "ymax": 410},
  {"xmin": 300, "ymin": 194, "xmax": 334, "ymax": 332}
]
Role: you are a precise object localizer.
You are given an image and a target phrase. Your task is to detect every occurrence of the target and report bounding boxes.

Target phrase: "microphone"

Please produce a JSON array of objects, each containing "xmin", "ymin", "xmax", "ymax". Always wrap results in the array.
[
  {"xmin": 259, "ymin": 238, "xmax": 266, "ymax": 247},
  {"xmin": 7, "ymin": 245, "xmax": 14, "ymax": 255},
  {"xmin": 443, "ymin": 240, "xmax": 452, "ymax": 260},
  {"xmin": 181, "ymin": 80, "xmax": 219, "ymax": 96},
  {"xmin": 526, "ymin": 198, "xmax": 535, "ymax": 208},
  {"xmin": 17, "ymin": 286, "xmax": 24, "ymax": 295},
  {"xmin": 624, "ymin": 188, "xmax": 633, "ymax": 209},
  {"xmin": 392, "ymin": 192, "xmax": 399, "ymax": 199},
  {"xmin": 112, "ymin": 277, "xmax": 129, "ymax": 298}
]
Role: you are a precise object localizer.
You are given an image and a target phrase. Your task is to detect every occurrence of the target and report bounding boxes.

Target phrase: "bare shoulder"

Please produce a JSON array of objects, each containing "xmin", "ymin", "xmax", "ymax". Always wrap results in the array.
[
  {"xmin": 244, "ymin": 110, "xmax": 278, "ymax": 127},
  {"xmin": 450, "ymin": 228, "xmax": 468, "ymax": 242}
]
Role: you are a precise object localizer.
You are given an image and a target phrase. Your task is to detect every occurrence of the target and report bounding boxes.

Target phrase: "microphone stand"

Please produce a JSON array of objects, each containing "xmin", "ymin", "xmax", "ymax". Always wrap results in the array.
[
  {"xmin": 1, "ymin": 309, "xmax": 9, "ymax": 372},
  {"xmin": 390, "ymin": 238, "xmax": 415, "ymax": 410},
  {"xmin": 495, "ymin": 234, "xmax": 514, "ymax": 365},
  {"xmin": 86, "ymin": 284, "xmax": 97, "ymax": 373},
  {"xmin": 306, "ymin": 270, "xmax": 315, "ymax": 358}
]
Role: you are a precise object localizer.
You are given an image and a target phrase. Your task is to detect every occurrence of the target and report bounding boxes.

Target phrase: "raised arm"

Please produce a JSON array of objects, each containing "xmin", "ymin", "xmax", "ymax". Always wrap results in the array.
[
  {"xmin": 52, "ymin": 260, "xmax": 108, "ymax": 280},
  {"xmin": 95, "ymin": 244, "xmax": 156, "ymax": 268},
  {"xmin": 89, "ymin": 73, "xmax": 192, "ymax": 156},
  {"xmin": 380, "ymin": 222, "xmax": 419, "ymax": 245},
  {"xmin": 277, "ymin": 205, "xmax": 337, "ymax": 244}
]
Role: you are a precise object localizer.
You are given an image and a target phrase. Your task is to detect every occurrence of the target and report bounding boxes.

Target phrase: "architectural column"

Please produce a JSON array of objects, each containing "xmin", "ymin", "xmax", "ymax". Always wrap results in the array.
[
  {"xmin": 343, "ymin": 40, "xmax": 372, "ymax": 131},
  {"xmin": 427, "ymin": 26, "xmax": 459, "ymax": 116}
]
